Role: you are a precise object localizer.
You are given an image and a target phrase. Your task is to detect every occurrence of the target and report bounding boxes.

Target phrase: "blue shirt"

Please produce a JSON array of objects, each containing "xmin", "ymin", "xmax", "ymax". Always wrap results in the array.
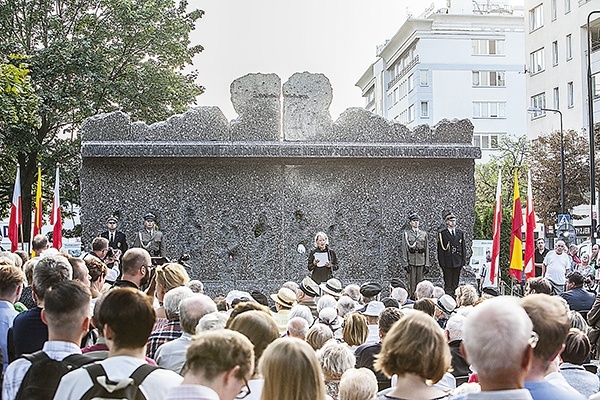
[
  {"xmin": 10, "ymin": 306, "xmax": 47, "ymax": 360},
  {"xmin": 0, "ymin": 301, "xmax": 18, "ymax": 370},
  {"xmin": 524, "ymin": 380, "xmax": 586, "ymax": 400}
]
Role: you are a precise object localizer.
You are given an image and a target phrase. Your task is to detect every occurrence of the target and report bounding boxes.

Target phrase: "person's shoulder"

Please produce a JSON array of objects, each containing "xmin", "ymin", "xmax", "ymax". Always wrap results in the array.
[{"xmin": 525, "ymin": 380, "xmax": 586, "ymax": 399}]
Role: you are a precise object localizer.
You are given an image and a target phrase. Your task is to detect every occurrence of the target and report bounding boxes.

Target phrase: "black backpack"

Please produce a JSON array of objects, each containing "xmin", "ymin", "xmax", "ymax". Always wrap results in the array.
[
  {"xmin": 15, "ymin": 350, "xmax": 95, "ymax": 400},
  {"xmin": 80, "ymin": 363, "xmax": 159, "ymax": 400}
]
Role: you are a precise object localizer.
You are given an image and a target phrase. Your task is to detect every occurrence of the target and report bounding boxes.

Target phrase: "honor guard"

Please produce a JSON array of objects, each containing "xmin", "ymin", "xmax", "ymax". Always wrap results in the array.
[
  {"xmin": 132, "ymin": 213, "xmax": 165, "ymax": 257},
  {"xmin": 401, "ymin": 213, "xmax": 430, "ymax": 297},
  {"xmin": 437, "ymin": 211, "xmax": 466, "ymax": 295}
]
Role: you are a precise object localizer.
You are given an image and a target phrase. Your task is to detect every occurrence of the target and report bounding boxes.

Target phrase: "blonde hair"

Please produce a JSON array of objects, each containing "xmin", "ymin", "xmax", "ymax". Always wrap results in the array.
[
  {"xmin": 260, "ymin": 338, "xmax": 327, "ymax": 400},
  {"xmin": 455, "ymin": 284, "xmax": 478, "ymax": 307},
  {"xmin": 339, "ymin": 368, "xmax": 378, "ymax": 400},
  {"xmin": 317, "ymin": 339, "xmax": 356, "ymax": 378},
  {"xmin": 155, "ymin": 263, "xmax": 189, "ymax": 292},
  {"xmin": 342, "ymin": 312, "xmax": 368, "ymax": 346},
  {"xmin": 375, "ymin": 312, "xmax": 450, "ymax": 383}
]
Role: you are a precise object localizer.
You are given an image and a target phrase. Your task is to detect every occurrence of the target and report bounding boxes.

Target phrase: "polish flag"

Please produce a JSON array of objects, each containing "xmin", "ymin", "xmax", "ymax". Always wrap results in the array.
[
  {"xmin": 487, "ymin": 170, "xmax": 502, "ymax": 288},
  {"xmin": 8, "ymin": 165, "xmax": 22, "ymax": 252},
  {"xmin": 50, "ymin": 167, "xmax": 62, "ymax": 251}
]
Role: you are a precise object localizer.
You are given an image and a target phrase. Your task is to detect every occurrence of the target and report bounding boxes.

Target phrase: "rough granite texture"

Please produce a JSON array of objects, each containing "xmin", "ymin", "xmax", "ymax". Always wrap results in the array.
[{"xmin": 79, "ymin": 72, "xmax": 480, "ymax": 298}]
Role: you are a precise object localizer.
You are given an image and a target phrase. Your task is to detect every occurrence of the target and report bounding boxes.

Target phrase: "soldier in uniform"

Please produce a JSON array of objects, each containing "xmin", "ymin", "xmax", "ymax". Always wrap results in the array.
[
  {"xmin": 132, "ymin": 213, "xmax": 165, "ymax": 257},
  {"xmin": 437, "ymin": 211, "xmax": 466, "ymax": 296},
  {"xmin": 100, "ymin": 216, "xmax": 128, "ymax": 256},
  {"xmin": 401, "ymin": 213, "xmax": 429, "ymax": 297}
]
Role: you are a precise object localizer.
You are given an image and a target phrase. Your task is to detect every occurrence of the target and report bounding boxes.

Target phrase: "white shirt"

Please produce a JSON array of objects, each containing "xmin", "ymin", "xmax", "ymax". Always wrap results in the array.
[
  {"xmin": 155, "ymin": 332, "xmax": 192, "ymax": 373},
  {"xmin": 164, "ymin": 384, "xmax": 220, "ymax": 400},
  {"xmin": 365, "ymin": 324, "xmax": 380, "ymax": 345},
  {"xmin": 54, "ymin": 355, "xmax": 183, "ymax": 400},
  {"xmin": 544, "ymin": 251, "xmax": 571, "ymax": 284}
]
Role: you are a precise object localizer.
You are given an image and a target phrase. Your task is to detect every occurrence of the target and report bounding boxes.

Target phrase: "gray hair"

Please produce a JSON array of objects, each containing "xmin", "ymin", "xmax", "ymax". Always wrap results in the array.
[
  {"xmin": 433, "ymin": 286, "xmax": 445, "ymax": 299},
  {"xmin": 196, "ymin": 311, "xmax": 228, "ymax": 333},
  {"xmin": 318, "ymin": 294, "xmax": 337, "ymax": 312},
  {"xmin": 339, "ymin": 368, "xmax": 378, "ymax": 400},
  {"xmin": 179, "ymin": 294, "xmax": 217, "ymax": 334},
  {"xmin": 463, "ymin": 296, "xmax": 533, "ymax": 378},
  {"xmin": 316, "ymin": 339, "xmax": 356, "ymax": 378},
  {"xmin": 415, "ymin": 280, "xmax": 434, "ymax": 300},
  {"xmin": 289, "ymin": 305, "xmax": 314, "ymax": 326},
  {"xmin": 287, "ymin": 317, "xmax": 310, "ymax": 339},
  {"xmin": 391, "ymin": 287, "xmax": 408, "ymax": 305},
  {"xmin": 282, "ymin": 281, "xmax": 299, "ymax": 293},
  {"xmin": 163, "ymin": 286, "xmax": 194, "ymax": 320},
  {"xmin": 445, "ymin": 313, "xmax": 466, "ymax": 342},
  {"xmin": 315, "ymin": 231, "xmax": 329, "ymax": 245},
  {"xmin": 306, "ymin": 323, "xmax": 334, "ymax": 350},
  {"xmin": 337, "ymin": 296, "xmax": 356, "ymax": 318},
  {"xmin": 343, "ymin": 284, "xmax": 361, "ymax": 302},
  {"xmin": 186, "ymin": 279, "xmax": 204, "ymax": 294}
]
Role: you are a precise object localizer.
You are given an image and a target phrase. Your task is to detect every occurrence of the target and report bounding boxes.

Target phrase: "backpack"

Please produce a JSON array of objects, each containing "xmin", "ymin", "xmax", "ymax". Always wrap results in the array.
[
  {"xmin": 15, "ymin": 350, "xmax": 95, "ymax": 400},
  {"xmin": 80, "ymin": 363, "xmax": 159, "ymax": 400}
]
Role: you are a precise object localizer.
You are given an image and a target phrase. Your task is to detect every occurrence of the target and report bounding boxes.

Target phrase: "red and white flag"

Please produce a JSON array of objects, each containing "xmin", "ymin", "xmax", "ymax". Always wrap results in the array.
[
  {"xmin": 485, "ymin": 169, "xmax": 502, "ymax": 288},
  {"xmin": 50, "ymin": 166, "xmax": 62, "ymax": 251},
  {"xmin": 8, "ymin": 165, "xmax": 22, "ymax": 252},
  {"xmin": 524, "ymin": 169, "xmax": 536, "ymax": 280}
]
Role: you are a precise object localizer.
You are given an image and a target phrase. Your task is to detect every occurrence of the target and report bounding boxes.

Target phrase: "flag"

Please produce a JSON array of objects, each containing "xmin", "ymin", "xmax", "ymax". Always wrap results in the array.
[
  {"xmin": 485, "ymin": 169, "xmax": 502, "ymax": 288},
  {"xmin": 524, "ymin": 169, "xmax": 536, "ymax": 280},
  {"xmin": 8, "ymin": 165, "xmax": 22, "ymax": 252},
  {"xmin": 509, "ymin": 170, "xmax": 524, "ymax": 282},
  {"xmin": 33, "ymin": 164, "xmax": 43, "ymax": 237},
  {"xmin": 50, "ymin": 166, "xmax": 62, "ymax": 251}
]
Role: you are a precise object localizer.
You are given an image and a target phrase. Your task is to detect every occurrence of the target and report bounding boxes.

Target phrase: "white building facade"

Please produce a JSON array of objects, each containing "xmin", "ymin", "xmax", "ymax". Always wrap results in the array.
[
  {"xmin": 524, "ymin": 0, "xmax": 600, "ymax": 137},
  {"xmin": 356, "ymin": 0, "xmax": 527, "ymax": 163}
]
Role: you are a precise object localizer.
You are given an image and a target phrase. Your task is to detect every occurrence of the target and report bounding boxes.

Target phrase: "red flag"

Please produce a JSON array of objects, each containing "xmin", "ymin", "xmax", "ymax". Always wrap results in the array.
[
  {"xmin": 509, "ymin": 170, "xmax": 524, "ymax": 282},
  {"xmin": 33, "ymin": 164, "xmax": 43, "ymax": 237},
  {"xmin": 524, "ymin": 169, "xmax": 536, "ymax": 280},
  {"xmin": 487, "ymin": 170, "xmax": 502, "ymax": 287},
  {"xmin": 8, "ymin": 165, "xmax": 22, "ymax": 252},
  {"xmin": 50, "ymin": 166, "xmax": 62, "ymax": 251}
]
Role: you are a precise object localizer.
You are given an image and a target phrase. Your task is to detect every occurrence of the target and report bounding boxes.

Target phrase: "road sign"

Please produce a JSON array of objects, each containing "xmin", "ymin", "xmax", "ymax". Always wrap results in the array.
[{"xmin": 558, "ymin": 214, "xmax": 571, "ymax": 227}]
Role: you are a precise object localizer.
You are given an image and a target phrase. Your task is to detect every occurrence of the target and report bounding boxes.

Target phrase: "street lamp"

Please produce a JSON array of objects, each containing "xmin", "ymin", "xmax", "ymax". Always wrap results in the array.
[
  {"xmin": 587, "ymin": 11, "xmax": 599, "ymax": 244},
  {"xmin": 527, "ymin": 106, "xmax": 565, "ymax": 215}
]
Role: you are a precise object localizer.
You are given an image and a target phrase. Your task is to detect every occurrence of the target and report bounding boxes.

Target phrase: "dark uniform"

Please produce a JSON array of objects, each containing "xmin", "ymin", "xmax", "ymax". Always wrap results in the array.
[
  {"xmin": 100, "ymin": 216, "xmax": 128, "ymax": 254},
  {"xmin": 437, "ymin": 212, "xmax": 466, "ymax": 295},
  {"xmin": 401, "ymin": 213, "xmax": 429, "ymax": 297}
]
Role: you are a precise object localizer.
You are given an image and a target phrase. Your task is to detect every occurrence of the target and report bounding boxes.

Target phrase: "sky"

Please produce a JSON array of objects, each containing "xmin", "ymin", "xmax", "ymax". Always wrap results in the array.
[{"xmin": 189, "ymin": 1, "xmax": 422, "ymax": 120}]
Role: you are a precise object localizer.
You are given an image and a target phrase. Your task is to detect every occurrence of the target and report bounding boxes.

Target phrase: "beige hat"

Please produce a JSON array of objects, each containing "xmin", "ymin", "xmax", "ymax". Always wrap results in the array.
[
  {"xmin": 320, "ymin": 278, "xmax": 343, "ymax": 298},
  {"xmin": 299, "ymin": 276, "xmax": 321, "ymax": 297},
  {"xmin": 270, "ymin": 287, "xmax": 296, "ymax": 309}
]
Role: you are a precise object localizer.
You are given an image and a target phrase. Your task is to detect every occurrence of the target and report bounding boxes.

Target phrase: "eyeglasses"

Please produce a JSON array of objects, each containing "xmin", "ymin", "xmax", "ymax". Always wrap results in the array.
[
  {"xmin": 529, "ymin": 331, "xmax": 539, "ymax": 349},
  {"xmin": 107, "ymin": 222, "xmax": 116, "ymax": 224},
  {"xmin": 235, "ymin": 377, "xmax": 251, "ymax": 399}
]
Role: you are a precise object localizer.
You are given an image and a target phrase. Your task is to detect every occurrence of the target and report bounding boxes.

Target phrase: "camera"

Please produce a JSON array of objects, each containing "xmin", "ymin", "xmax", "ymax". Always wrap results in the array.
[{"xmin": 106, "ymin": 247, "xmax": 115, "ymax": 259}]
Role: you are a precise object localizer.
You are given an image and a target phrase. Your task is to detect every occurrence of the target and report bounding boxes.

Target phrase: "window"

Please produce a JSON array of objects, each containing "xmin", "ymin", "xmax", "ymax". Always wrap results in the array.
[
  {"xmin": 408, "ymin": 104, "xmax": 415, "ymax": 122},
  {"xmin": 567, "ymin": 82, "xmax": 574, "ymax": 108},
  {"xmin": 408, "ymin": 74, "xmax": 414, "ymax": 92},
  {"xmin": 593, "ymin": 73, "xmax": 600, "ymax": 99},
  {"xmin": 566, "ymin": 34, "xmax": 572, "ymax": 60},
  {"xmin": 472, "ymin": 71, "xmax": 506, "ymax": 87},
  {"xmin": 553, "ymin": 87, "xmax": 560, "ymax": 109},
  {"xmin": 531, "ymin": 92, "xmax": 546, "ymax": 118},
  {"xmin": 473, "ymin": 102, "xmax": 506, "ymax": 118},
  {"xmin": 530, "ymin": 48, "xmax": 545, "ymax": 74},
  {"xmin": 529, "ymin": 4, "xmax": 543, "ymax": 32},
  {"xmin": 420, "ymin": 70, "xmax": 428, "ymax": 86},
  {"xmin": 552, "ymin": 41, "xmax": 559, "ymax": 66},
  {"xmin": 472, "ymin": 39, "xmax": 505, "ymax": 55},
  {"xmin": 551, "ymin": 0, "xmax": 557, "ymax": 20},
  {"xmin": 565, "ymin": 0, "xmax": 570, "ymax": 13},
  {"xmin": 474, "ymin": 133, "xmax": 501, "ymax": 149},
  {"xmin": 420, "ymin": 102, "xmax": 429, "ymax": 118}
]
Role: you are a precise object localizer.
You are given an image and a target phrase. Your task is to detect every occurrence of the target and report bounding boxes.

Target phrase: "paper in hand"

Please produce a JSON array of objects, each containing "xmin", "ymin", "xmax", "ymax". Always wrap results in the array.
[{"xmin": 314, "ymin": 252, "xmax": 329, "ymax": 267}]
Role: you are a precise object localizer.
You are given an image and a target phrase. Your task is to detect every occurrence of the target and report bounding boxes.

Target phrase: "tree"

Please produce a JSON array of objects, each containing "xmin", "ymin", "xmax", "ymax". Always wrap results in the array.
[
  {"xmin": 0, "ymin": 0, "xmax": 205, "ymax": 242},
  {"xmin": 528, "ymin": 129, "xmax": 589, "ymax": 225}
]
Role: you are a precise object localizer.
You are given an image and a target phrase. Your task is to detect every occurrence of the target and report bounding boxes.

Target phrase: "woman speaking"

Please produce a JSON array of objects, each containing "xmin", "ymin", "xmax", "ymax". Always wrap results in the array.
[{"xmin": 308, "ymin": 231, "xmax": 339, "ymax": 284}]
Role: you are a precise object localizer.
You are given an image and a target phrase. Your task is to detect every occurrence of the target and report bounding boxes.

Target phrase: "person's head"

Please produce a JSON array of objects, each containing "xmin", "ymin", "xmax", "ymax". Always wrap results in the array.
[
  {"xmin": 184, "ymin": 329, "xmax": 255, "ymax": 400},
  {"xmin": 444, "ymin": 212, "xmax": 457, "ymax": 228},
  {"xmin": 84, "ymin": 257, "xmax": 108, "ymax": 284},
  {"xmin": 14, "ymin": 250, "xmax": 28, "ymax": 266},
  {"xmin": 432, "ymin": 286, "xmax": 445, "ymax": 299},
  {"xmin": 41, "ymin": 280, "xmax": 91, "ymax": 342},
  {"xmin": 568, "ymin": 310, "xmax": 589, "ymax": 332},
  {"xmin": 69, "ymin": 258, "xmax": 91, "ymax": 287},
  {"xmin": 32, "ymin": 255, "xmax": 73, "ymax": 303},
  {"xmin": 342, "ymin": 312, "xmax": 368, "ymax": 346},
  {"xmin": 566, "ymin": 271, "xmax": 584, "ymax": 290},
  {"xmin": 413, "ymin": 298, "xmax": 435, "ymax": 317},
  {"xmin": 343, "ymin": 284, "xmax": 361, "ymax": 302},
  {"xmin": 289, "ymin": 304, "xmax": 314, "ymax": 327},
  {"xmin": 360, "ymin": 282, "xmax": 382, "ymax": 303},
  {"xmin": 561, "ymin": 328, "xmax": 591, "ymax": 365},
  {"xmin": 106, "ymin": 216, "xmax": 118, "ymax": 231},
  {"xmin": 32, "ymin": 234, "xmax": 49, "ymax": 253},
  {"xmin": 415, "ymin": 280, "xmax": 434, "ymax": 300},
  {"xmin": 98, "ymin": 288, "xmax": 155, "ymax": 350},
  {"xmin": 228, "ymin": 310, "xmax": 280, "ymax": 372},
  {"xmin": 260, "ymin": 338, "xmax": 327, "ymax": 400},
  {"xmin": 521, "ymin": 294, "xmax": 570, "ymax": 366},
  {"xmin": 91, "ymin": 237, "xmax": 109, "ymax": 256},
  {"xmin": 391, "ymin": 287, "xmax": 408, "ymax": 305},
  {"xmin": 163, "ymin": 286, "xmax": 194, "ymax": 321},
  {"xmin": 155, "ymin": 263, "xmax": 190, "ymax": 299},
  {"xmin": 554, "ymin": 240, "xmax": 566, "ymax": 255},
  {"xmin": 22, "ymin": 259, "xmax": 38, "ymax": 285},
  {"xmin": 524, "ymin": 277, "xmax": 553, "ymax": 295},
  {"xmin": 196, "ymin": 311, "xmax": 229, "ymax": 333},
  {"xmin": 338, "ymin": 368, "xmax": 378, "ymax": 400},
  {"xmin": 375, "ymin": 312, "xmax": 450, "ymax": 383},
  {"xmin": 409, "ymin": 214, "xmax": 420, "ymax": 229},
  {"xmin": 0, "ymin": 265, "xmax": 26, "ymax": 303},
  {"xmin": 317, "ymin": 339, "xmax": 356, "ymax": 380},
  {"xmin": 306, "ymin": 323, "xmax": 334, "ymax": 350},
  {"xmin": 187, "ymin": 279, "xmax": 205, "ymax": 294},
  {"xmin": 317, "ymin": 294, "xmax": 337, "ymax": 312},
  {"xmin": 271, "ymin": 287, "xmax": 296, "ymax": 311},
  {"xmin": 378, "ymin": 307, "xmax": 404, "ymax": 338},
  {"xmin": 445, "ymin": 313, "xmax": 465, "ymax": 342},
  {"xmin": 462, "ymin": 296, "xmax": 534, "ymax": 384},
  {"xmin": 581, "ymin": 254, "xmax": 590, "ymax": 265},
  {"xmin": 337, "ymin": 295, "xmax": 356, "ymax": 318},
  {"xmin": 536, "ymin": 238, "xmax": 546, "ymax": 251},
  {"xmin": 287, "ymin": 317, "xmax": 310, "ymax": 340},
  {"xmin": 144, "ymin": 213, "xmax": 156, "ymax": 230},
  {"xmin": 569, "ymin": 244, "xmax": 578, "ymax": 256},
  {"xmin": 179, "ymin": 294, "xmax": 218, "ymax": 335},
  {"xmin": 315, "ymin": 231, "xmax": 329, "ymax": 250},
  {"xmin": 593, "ymin": 244, "xmax": 600, "ymax": 257},
  {"xmin": 120, "ymin": 248, "xmax": 152, "ymax": 287},
  {"xmin": 455, "ymin": 284, "xmax": 478, "ymax": 307},
  {"xmin": 282, "ymin": 281, "xmax": 299, "ymax": 294}
]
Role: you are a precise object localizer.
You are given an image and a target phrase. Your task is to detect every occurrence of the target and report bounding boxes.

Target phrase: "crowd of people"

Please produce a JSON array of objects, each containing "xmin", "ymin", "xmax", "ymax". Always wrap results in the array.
[{"xmin": 1, "ymin": 229, "xmax": 600, "ymax": 400}]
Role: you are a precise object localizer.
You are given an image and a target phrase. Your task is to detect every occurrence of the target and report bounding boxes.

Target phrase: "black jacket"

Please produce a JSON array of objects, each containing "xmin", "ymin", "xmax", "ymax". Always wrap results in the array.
[
  {"xmin": 307, "ymin": 246, "xmax": 338, "ymax": 284},
  {"xmin": 437, "ymin": 228, "xmax": 466, "ymax": 269}
]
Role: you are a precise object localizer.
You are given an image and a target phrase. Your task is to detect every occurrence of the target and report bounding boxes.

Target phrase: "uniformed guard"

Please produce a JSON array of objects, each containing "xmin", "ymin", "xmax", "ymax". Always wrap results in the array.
[
  {"xmin": 100, "ymin": 216, "xmax": 128, "ymax": 255},
  {"xmin": 401, "ymin": 213, "xmax": 429, "ymax": 297},
  {"xmin": 132, "ymin": 213, "xmax": 165, "ymax": 257},
  {"xmin": 437, "ymin": 211, "xmax": 466, "ymax": 295}
]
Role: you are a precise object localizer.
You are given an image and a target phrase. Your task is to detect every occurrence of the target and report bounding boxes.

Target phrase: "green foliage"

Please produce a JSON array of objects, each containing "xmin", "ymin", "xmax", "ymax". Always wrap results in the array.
[{"xmin": 0, "ymin": 0, "xmax": 204, "ymax": 241}]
